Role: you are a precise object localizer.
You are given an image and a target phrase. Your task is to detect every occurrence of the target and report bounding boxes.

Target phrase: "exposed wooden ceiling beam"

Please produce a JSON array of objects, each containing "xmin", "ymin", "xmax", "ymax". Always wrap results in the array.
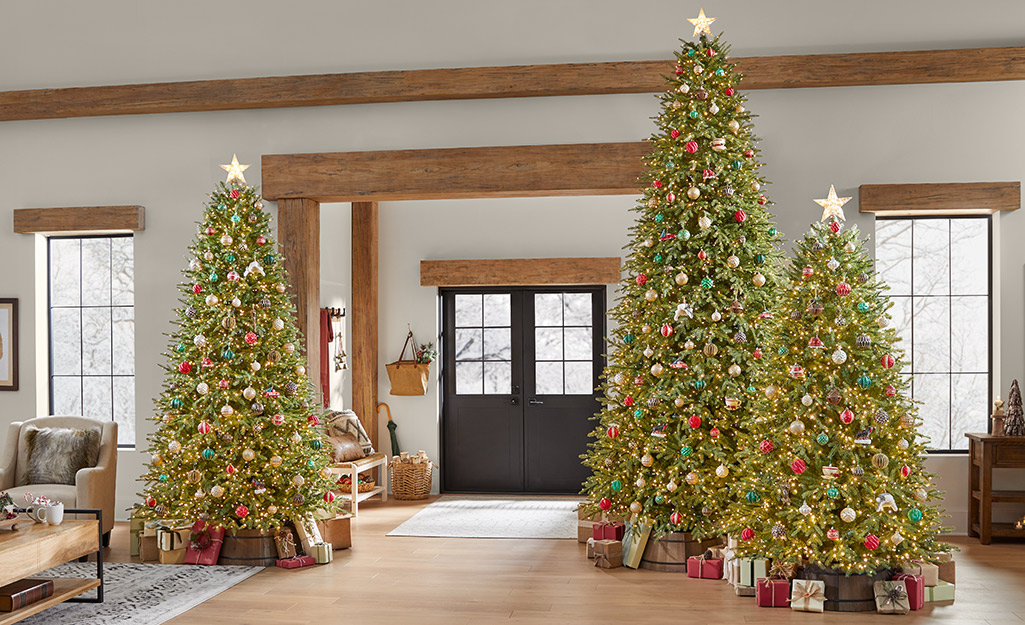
[
  {"xmin": 859, "ymin": 182, "xmax": 1021, "ymax": 216},
  {"xmin": 421, "ymin": 257, "xmax": 622, "ymax": 287},
  {"xmin": 2, "ymin": 46, "xmax": 1024, "ymax": 122}
]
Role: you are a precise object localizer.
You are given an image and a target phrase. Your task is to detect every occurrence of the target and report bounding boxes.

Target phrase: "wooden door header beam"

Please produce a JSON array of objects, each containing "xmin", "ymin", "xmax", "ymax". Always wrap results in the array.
[
  {"xmin": 13, "ymin": 205, "xmax": 145, "ymax": 234},
  {"xmin": 2, "ymin": 46, "xmax": 1024, "ymax": 122},
  {"xmin": 421, "ymin": 257, "xmax": 622, "ymax": 287},
  {"xmin": 860, "ymin": 181, "xmax": 1021, "ymax": 216},
  {"xmin": 262, "ymin": 142, "xmax": 649, "ymax": 202}
]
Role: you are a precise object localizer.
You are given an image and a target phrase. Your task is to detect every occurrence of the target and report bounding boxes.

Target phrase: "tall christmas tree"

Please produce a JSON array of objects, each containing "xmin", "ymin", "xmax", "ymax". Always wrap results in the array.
[
  {"xmin": 141, "ymin": 156, "xmax": 337, "ymax": 532},
  {"xmin": 724, "ymin": 188, "xmax": 944, "ymax": 572},
  {"xmin": 582, "ymin": 11, "xmax": 784, "ymax": 539}
]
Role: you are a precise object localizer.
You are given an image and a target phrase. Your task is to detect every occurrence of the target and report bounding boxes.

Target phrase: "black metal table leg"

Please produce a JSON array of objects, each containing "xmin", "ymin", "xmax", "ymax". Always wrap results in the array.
[{"xmin": 64, "ymin": 508, "xmax": 103, "ymax": 603}]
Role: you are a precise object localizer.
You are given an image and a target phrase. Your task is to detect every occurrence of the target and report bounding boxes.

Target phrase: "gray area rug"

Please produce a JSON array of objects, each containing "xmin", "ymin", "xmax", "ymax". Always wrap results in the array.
[
  {"xmin": 21, "ymin": 562, "xmax": 261, "ymax": 625},
  {"xmin": 387, "ymin": 497, "xmax": 581, "ymax": 539}
]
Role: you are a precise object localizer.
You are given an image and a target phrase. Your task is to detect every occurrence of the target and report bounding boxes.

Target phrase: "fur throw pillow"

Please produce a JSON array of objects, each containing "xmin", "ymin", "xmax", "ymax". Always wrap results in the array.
[
  {"xmin": 323, "ymin": 410, "xmax": 374, "ymax": 454},
  {"xmin": 22, "ymin": 426, "xmax": 101, "ymax": 486}
]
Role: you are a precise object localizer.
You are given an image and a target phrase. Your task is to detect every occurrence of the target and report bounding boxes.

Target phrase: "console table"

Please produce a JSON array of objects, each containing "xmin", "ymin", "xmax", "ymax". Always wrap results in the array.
[{"xmin": 966, "ymin": 433, "xmax": 1025, "ymax": 544}]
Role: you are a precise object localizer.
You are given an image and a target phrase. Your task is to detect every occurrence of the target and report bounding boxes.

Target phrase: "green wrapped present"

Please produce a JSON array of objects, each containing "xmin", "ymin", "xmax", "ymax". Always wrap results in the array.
[{"xmin": 925, "ymin": 580, "xmax": 955, "ymax": 603}]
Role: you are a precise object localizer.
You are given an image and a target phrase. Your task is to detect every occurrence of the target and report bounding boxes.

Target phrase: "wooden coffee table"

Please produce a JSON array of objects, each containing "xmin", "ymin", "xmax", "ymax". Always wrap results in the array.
[{"xmin": 0, "ymin": 516, "xmax": 102, "ymax": 624}]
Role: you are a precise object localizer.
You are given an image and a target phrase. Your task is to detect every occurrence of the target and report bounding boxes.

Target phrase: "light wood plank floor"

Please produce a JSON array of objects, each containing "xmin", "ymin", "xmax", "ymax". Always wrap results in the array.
[{"xmin": 103, "ymin": 497, "xmax": 1025, "ymax": 624}]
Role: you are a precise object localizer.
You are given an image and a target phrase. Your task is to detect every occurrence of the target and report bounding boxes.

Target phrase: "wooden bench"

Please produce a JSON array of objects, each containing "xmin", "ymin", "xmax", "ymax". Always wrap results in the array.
[{"xmin": 325, "ymin": 452, "xmax": 389, "ymax": 516}]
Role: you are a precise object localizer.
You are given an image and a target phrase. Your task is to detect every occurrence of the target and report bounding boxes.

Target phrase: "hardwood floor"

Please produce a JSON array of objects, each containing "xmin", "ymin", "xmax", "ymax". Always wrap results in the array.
[{"xmin": 102, "ymin": 497, "xmax": 1025, "ymax": 624}]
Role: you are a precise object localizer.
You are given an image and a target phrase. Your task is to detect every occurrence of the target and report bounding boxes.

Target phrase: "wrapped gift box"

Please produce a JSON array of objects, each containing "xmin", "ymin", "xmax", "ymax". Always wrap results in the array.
[
  {"xmin": 577, "ymin": 505, "xmax": 601, "ymax": 543},
  {"xmin": 622, "ymin": 522, "xmax": 650, "ymax": 570},
  {"xmin": 734, "ymin": 585, "xmax": 756, "ymax": 597},
  {"xmin": 593, "ymin": 539, "xmax": 623, "ymax": 569},
  {"xmin": 686, "ymin": 555, "xmax": 723, "ymax": 579},
  {"xmin": 184, "ymin": 521, "xmax": 226, "ymax": 566},
  {"xmin": 790, "ymin": 579, "xmax": 826, "ymax": 613},
  {"xmin": 893, "ymin": 573, "xmax": 924, "ymax": 610},
  {"xmin": 900, "ymin": 561, "xmax": 939, "ymax": 587},
  {"xmin": 129, "ymin": 506, "xmax": 146, "ymax": 557},
  {"xmin": 158, "ymin": 546, "xmax": 186, "ymax": 565},
  {"xmin": 156, "ymin": 525, "xmax": 191, "ymax": 552},
  {"xmin": 925, "ymin": 580, "xmax": 955, "ymax": 603},
  {"xmin": 275, "ymin": 529, "xmax": 298, "ymax": 559},
  {"xmin": 737, "ymin": 558, "xmax": 768, "ymax": 587},
  {"xmin": 593, "ymin": 521, "xmax": 625, "ymax": 541},
  {"xmin": 756, "ymin": 578, "xmax": 789, "ymax": 608},
  {"xmin": 276, "ymin": 555, "xmax": 316, "ymax": 569},
  {"xmin": 310, "ymin": 542, "xmax": 333, "ymax": 564},
  {"xmin": 140, "ymin": 535, "xmax": 159, "ymax": 562},
  {"xmin": 315, "ymin": 514, "xmax": 352, "ymax": 550},
  {"xmin": 933, "ymin": 553, "xmax": 955, "ymax": 584},
  {"xmin": 874, "ymin": 580, "xmax": 911, "ymax": 614}
]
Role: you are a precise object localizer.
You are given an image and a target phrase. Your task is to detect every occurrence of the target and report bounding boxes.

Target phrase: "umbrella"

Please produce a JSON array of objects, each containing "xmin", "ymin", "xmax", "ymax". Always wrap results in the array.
[{"xmin": 379, "ymin": 403, "xmax": 400, "ymax": 456}]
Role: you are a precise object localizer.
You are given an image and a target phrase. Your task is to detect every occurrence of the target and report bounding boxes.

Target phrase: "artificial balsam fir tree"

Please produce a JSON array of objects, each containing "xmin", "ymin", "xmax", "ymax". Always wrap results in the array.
[
  {"xmin": 725, "ymin": 189, "xmax": 944, "ymax": 572},
  {"xmin": 141, "ymin": 156, "xmax": 337, "ymax": 532},
  {"xmin": 582, "ymin": 12, "xmax": 784, "ymax": 539}
]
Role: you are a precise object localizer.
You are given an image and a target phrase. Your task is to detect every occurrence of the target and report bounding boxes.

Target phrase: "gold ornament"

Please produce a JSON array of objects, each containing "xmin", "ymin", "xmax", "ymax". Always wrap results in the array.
[
  {"xmin": 684, "ymin": 340, "xmax": 695, "ymax": 350},
  {"xmin": 789, "ymin": 419, "xmax": 805, "ymax": 435},
  {"xmin": 685, "ymin": 471, "xmax": 699, "ymax": 485},
  {"xmin": 168, "ymin": 440, "xmax": 182, "ymax": 453},
  {"xmin": 642, "ymin": 324, "xmax": 652, "ymax": 334},
  {"xmin": 187, "ymin": 469, "xmax": 201, "ymax": 483},
  {"xmin": 728, "ymin": 364, "xmax": 741, "ymax": 376},
  {"xmin": 698, "ymin": 215, "xmax": 712, "ymax": 229},
  {"xmin": 220, "ymin": 154, "xmax": 250, "ymax": 184},
  {"xmin": 645, "ymin": 289, "xmax": 658, "ymax": 302},
  {"xmin": 243, "ymin": 386, "xmax": 257, "ymax": 400},
  {"xmin": 675, "ymin": 272, "xmax": 689, "ymax": 286},
  {"xmin": 650, "ymin": 363, "xmax": 664, "ymax": 376},
  {"xmin": 273, "ymin": 318, "xmax": 285, "ymax": 331},
  {"xmin": 151, "ymin": 453, "xmax": 163, "ymax": 466},
  {"xmin": 914, "ymin": 488, "xmax": 928, "ymax": 502},
  {"xmin": 642, "ymin": 237, "xmax": 655, "ymax": 248},
  {"xmin": 284, "ymin": 342, "xmax": 296, "ymax": 354},
  {"xmin": 267, "ymin": 505, "xmax": 278, "ymax": 515},
  {"xmin": 269, "ymin": 455, "xmax": 283, "ymax": 467},
  {"xmin": 211, "ymin": 485, "xmax": 224, "ymax": 498},
  {"xmin": 674, "ymin": 397, "xmax": 685, "ymax": 408},
  {"xmin": 221, "ymin": 404, "xmax": 234, "ymax": 416},
  {"xmin": 872, "ymin": 453, "xmax": 889, "ymax": 469},
  {"xmin": 814, "ymin": 184, "xmax": 852, "ymax": 222},
  {"xmin": 703, "ymin": 343, "xmax": 718, "ymax": 357},
  {"xmin": 296, "ymin": 365, "xmax": 307, "ymax": 375},
  {"xmin": 629, "ymin": 501, "xmax": 642, "ymax": 513},
  {"xmin": 292, "ymin": 474, "xmax": 305, "ymax": 487},
  {"xmin": 251, "ymin": 361, "xmax": 261, "ymax": 371},
  {"xmin": 643, "ymin": 347, "xmax": 654, "ymax": 358},
  {"xmin": 728, "ymin": 120, "xmax": 740, "ymax": 134},
  {"xmin": 641, "ymin": 453, "xmax": 654, "ymax": 467},
  {"xmin": 715, "ymin": 464, "xmax": 729, "ymax": 478},
  {"xmin": 727, "ymin": 255, "xmax": 740, "ymax": 268},
  {"xmin": 242, "ymin": 448, "xmax": 256, "ymax": 461},
  {"xmin": 765, "ymin": 385, "xmax": 777, "ymax": 398},
  {"xmin": 635, "ymin": 477, "xmax": 645, "ymax": 488},
  {"xmin": 840, "ymin": 507, "xmax": 856, "ymax": 522},
  {"xmin": 752, "ymin": 273, "xmax": 766, "ymax": 287},
  {"xmin": 687, "ymin": 8, "xmax": 717, "ymax": 37},
  {"xmin": 687, "ymin": 187, "xmax": 701, "ymax": 200}
]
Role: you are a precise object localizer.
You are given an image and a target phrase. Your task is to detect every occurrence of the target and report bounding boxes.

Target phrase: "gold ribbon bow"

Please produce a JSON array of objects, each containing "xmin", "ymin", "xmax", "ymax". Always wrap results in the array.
[
  {"xmin": 769, "ymin": 560, "xmax": 797, "ymax": 580},
  {"xmin": 792, "ymin": 580, "xmax": 826, "ymax": 611}
]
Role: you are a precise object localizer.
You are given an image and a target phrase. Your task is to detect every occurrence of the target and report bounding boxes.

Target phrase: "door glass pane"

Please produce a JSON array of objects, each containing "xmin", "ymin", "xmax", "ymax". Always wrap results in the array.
[
  {"xmin": 950, "ymin": 218, "xmax": 988, "ymax": 296},
  {"xmin": 49, "ymin": 239, "xmax": 81, "ymax": 307},
  {"xmin": 534, "ymin": 293, "xmax": 563, "ymax": 326},
  {"xmin": 81, "ymin": 238, "xmax": 112, "ymax": 306},
  {"xmin": 483, "ymin": 294, "xmax": 510, "ymax": 327},
  {"xmin": 563, "ymin": 293, "xmax": 592, "ymax": 326},
  {"xmin": 455, "ymin": 294, "xmax": 482, "ymax": 327},
  {"xmin": 564, "ymin": 327, "xmax": 592, "ymax": 360},
  {"xmin": 535, "ymin": 328, "xmax": 563, "ymax": 360},
  {"xmin": 564, "ymin": 361, "xmax": 593, "ymax": 395},
  {"xmin": 456, "ymin": 361, "xmax": 483, "ymax": 394},
  {"xmin": 455, "ymin": 328, "xmax": 483, "ymax": 360},
  {"xmin": 912, "ymin": 219, "xmax": 949, "ymax": 296},
  {"xmin": 484, "ymin": 362, "xmax": 511, "ymax": 395},
  {"xmin": 911, "ymin": 297, "xmax": 949, "ymax": 373},
  {"xmin": 875, "ymin": 220, "xmax": 912, "ymax": 296},
  {"xmin": 536, "ymin": 361, "xmax": 563, "ymax": 395},
  {"xmin": 483, "ymin": 328, "xmax": 511, "ymax": 360}
]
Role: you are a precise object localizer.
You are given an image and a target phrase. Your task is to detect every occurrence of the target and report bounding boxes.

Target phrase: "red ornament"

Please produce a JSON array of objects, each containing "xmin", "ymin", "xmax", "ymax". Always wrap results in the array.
[
  {"xmin": 235, "ymin": 504, "xmax": 249, "ymax": 518},
  {"xmin": 901, "ymin": 465, "xmax": 911, "ymax": 477},
  {"xmin": 753, "ymin": 348, "xmax": 763, "ymax": 359},
  {"xmin": 840, "ymin": 408, "xmax": 855, "ymax": 424},
  {"xmin": 724, "ymin": 87, "xmax": 735, "ymax": 96},
  {"xmin": 272, "ymin": 414, "xmax": 286, "ymax": 426},
  {"xmin": 653, "ymin": 180, "xmax": 663, "ymax": 188},
  {"xmin": 881, "ymin": 354, "xmax": 896, "ymax": 369},
  {"xmin": 607, "ymin": 426, "xmax": 619, "ymax": 439},
  {"xmin": 599, "ymin": 497, "xmax": 612, "ymax": 511},
  {"xmin": 146, "ymin": 496, "xmax": 157, "ymax": 507},
  {"xmin": 688, "ymin": 415, "xmax": 702, "ymax": 429},
  {"xmin": 705, "ymin": 48, "xmax": 716, "ymax": 57},
  {"xmin": 670, "ymin": 129, "xmax": 680, "ymax": 139},
  {"xmin": 759, "ymin": 439, "xmax": 774, "ymax": 453},
  {"xmin": 684, "ymin": 140, "xmax": 699, "ymax": 153},
  {"xmin": 885, "ymin": 385, "xmax": 897, "ymax": 397},
  {"xmin": 743, "ymin": 149, "xmax": 754, "ymax": 158},
  {"xmin": 710, "ymin": 427, "xmax": 720, "ymax": 439},
  {"xmin": 697, "ymin": 250, "xmax": 707, "ymax": 261},
  {"xmin": 740, "ymin": 527, "xmax": 755, "ymax": 541},
  {"xmin": 230, "ymin": 189, "xmax": 240, "ymax": 199},
  {"xmin": 827, "ymin": 527, "xmax": 840, "ymax": 541},
  {"xmin": 702, "ymin": 168, "xmax": 716, "ymax": 180},
  {"xmin": 757, "ymin": 195, "xmax": 767, "ymax": 205},
  {"xmin": 636, "ymin": 274, "xmax": 648, "ymax": 285},
  {"xmin": 670, "ymin": 511, "xmax": 683, "ymax": 526},
  {"xmin": 634, "ymin": 376, "xmax": 644, "ymax": 386},
  {"xmin": 226, "ymin": 464, "xmax": 237, "ymax": 475},
  {"xmin": 244, "ymin": 332, "xmax": 259, "ymax": 345},
  {"xmin": 308, "ymin": 415, "xmax": 320, "ymax": 427},
  {"xmin": 198, "ymin": 421, "xmax": 212, "ymax": 434},
  {"xmin": 836, "ymin": 282, "xmax": 852, "ymax": 296},
  {"xmin": 624, "ymin": 396, "xmax": 634, "ymax": 406},
  {"xmin": 256, "ymin": 236, "xmax": 267, "ymax": 246},
  {"xmin": 791, "ymin": 458, "xmax": 807, "ymax": 474},
  {"xmin": 734, "ymin": 209, "xmax": 746, "ymax": 223},
  {"xmin": 789, "ymin": 365, "xmax": 805, "ymax": 379},
  {"xmin": 201, "ymin": 357, "xmax": 214, "ymax": 368},
  {"xmin": 808, "ymin": 336, "xmax": 824, "ymax": 349},
  {"xmin": 666, "ymin": 192, "xmax": 676, "ymax": 203},
  {"xmin": 864, "ymin": 534, "xmax": 880, "ymax": 550},
  {"xmin": 802, "ymin": 265, "xmax": 814, "ymax": 277},
  {"xmin": 829, "ymin": 221, "xmax": 841, "ymax": 233},
  {"xmin": 674, "ymin": 65, "xmax": 683, "ymax": 76},
  {"xmin": 216, "ymin": 379, "xmax": 228, "ymax": 390},
  {"xmin": 205, "ymin": 226, "xmax": 216, "ymax": 236},
  {"xmin": 324, "ymin": 491, "xmax": 336, "ymax": 504},
  {"xmin": 178, "ymin": 361, "xmax": 192, "ymax": 374},
  {"xmin": 660, "ymin": 323, "xmax": 673, "ymax": 337},
  {"xmin": 192, "ymin": 284, "xmax": 202, "ymax": 294}
]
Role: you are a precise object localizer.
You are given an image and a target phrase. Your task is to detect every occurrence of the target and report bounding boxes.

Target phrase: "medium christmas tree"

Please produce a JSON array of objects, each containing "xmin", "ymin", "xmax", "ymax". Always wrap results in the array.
[
  {"xmin": 581, "ymin": 11, "xmax": 784, "ymax": 539},
  {"xmin": 141, "ymin": 156, "xmax": 337, "ymax": 532},
  {"xmin": 724, "ymin": 189, "xmax": 944, "ymax": 572}
]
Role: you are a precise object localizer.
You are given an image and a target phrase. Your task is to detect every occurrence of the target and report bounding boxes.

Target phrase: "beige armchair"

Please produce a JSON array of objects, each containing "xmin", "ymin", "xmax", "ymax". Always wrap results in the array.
[{"xmin": 0, "ymin": 416, "xmax": 117, "ymax": 544}]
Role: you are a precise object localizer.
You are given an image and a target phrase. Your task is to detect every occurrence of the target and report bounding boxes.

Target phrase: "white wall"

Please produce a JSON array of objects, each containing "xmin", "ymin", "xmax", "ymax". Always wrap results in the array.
[{"xmin": 2, "ymin": 1, "xmax": 1025, "ymax": 531}]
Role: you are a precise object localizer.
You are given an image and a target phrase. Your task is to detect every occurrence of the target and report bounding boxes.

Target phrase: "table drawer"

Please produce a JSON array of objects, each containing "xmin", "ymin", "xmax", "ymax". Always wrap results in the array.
[{"xmin": 994, "ymin": 444, "xmax": 1025, "ymax": 467}]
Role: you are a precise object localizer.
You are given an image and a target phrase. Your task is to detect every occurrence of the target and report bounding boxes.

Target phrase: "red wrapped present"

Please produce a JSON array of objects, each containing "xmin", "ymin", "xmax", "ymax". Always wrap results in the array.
[
  {"xmin": 893, "ymin": 573, "xmax": 924, "ymax": 610},
  {"xmin": 756, "ymin": 578, "xmax": 789, "ymax": 608},
  {"xmin": 592, "ymin": 521, "xmax": 625, "ymax": 541},
  {"xmin": 686, "ymin": 555, "xmax": 723, "ymax": 579},
  {"xmin": 184, "ymin": 521, "xmax": 225, "ymax": 566},
  {"xmin": 276, "ymin": 555, "xmax": 316, "ymax": 569}
]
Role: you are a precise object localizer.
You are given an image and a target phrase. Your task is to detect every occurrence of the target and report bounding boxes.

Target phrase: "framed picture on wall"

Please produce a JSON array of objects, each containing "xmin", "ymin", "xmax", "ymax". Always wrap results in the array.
[{"xmin": 0, "ymin": 298, "xmax": 18, "ymax": 391}]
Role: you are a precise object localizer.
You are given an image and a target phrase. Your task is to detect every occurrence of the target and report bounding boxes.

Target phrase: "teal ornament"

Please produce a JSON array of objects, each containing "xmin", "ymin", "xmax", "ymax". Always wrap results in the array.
[
  {"xmin": 158, "ymin": 474, "xmax": 168, "ymax": 483},
  {"xmin": 655, "ymin": 495, "xmax": 665, "ymax": 504},
  {"xmin": 755, "ymin": 254, "xmax": 765, "ymax": 264},
  {"xmin": 816, "ymin": 433, "xmax": 829, "ymax": 445},
  {"xmin": 681, "ymin": 446, "xmax": 693, "ymax": 458},
  {"xmin": 826, "ymin": 487, "xmax": 839, "ymax": 498},
  {"xmin": 201, "ymin": 448, "xmax": 215, "ymax": 460},
  {"xmin": 768, "ymin": 228, "xmax": 778, "ymax": 237},
  {"xmin": 687, "ymin": 49, "xmax": 696, "ymax": 57},
  {"xmin": 745, "ymin": 490, "xmax": 760, "ymax": 503},
  {"xmin": 654, "ymin": 254, "xmax": 663, "ymax": 263},
  {"xmin": 857, "ymin": 302, "xmax": 870, "ymax": 312},
  {"xmin": 746, "ymin": 386, "xmax": 756, "ymax": 393},
  {"xmin": 175, "ymin": 343, "xmax": 185, "ymax": 353},
  {"xmin": 611, "ymin": 479, "xmax": 623, "ymax": 492},
  {"xmin": 633, "ymin": 409, "xmax": 643, "ymax": 418},
  {"xmin": 222, "ymin": 348, "xmax": 235, "ymax": 360},
  {"xmin": 170, "ymin": 398, "xmax": 183, "ymax": 409},
  {"xmin": 624, "ymin": 334, "xmax": 634, "ymax": 345},
  {"xmin": 693, "ymin": 379, "xmax": 707, "ymax": 389},
  {"xmin": 218, "ymin": 202, "xmax": 226, "ymax": 210},
  {"xmin": 715, "ymin": 68, "xmax": 725, "ymax": 76},
  {"xmin": 700, "ymin": 277, "xmax": 713, "ymax": 289},
  {"xmin": 689, "ymin": 110, "xmax": 700, "ymax": 119},
  {"xmin": 908, "ymin": 508, "xmax": 923, "ymax": 523},
  {"xmin": 264, "ymin": 254, "xmax": 275, "ymax": 265},
  {"xmin": 310, "ymin": 440, "xmax": 323, "ymax": 451},
  {"xmin": 778, "ymin": 347, "xmax": 789, "ymax": 356},
  {"xmin": 730, "ymin": 160, "xmax": 743, "ymax": 170},
  {"xmin": 857, "ymin": 375, "xmax": 872, "ymax": 389},
  {"xmin": 231, "ymin": 214, "xmax": 241, "ymax": 224},
  {"xmin": 679, "ymin": 229, "xmax": 691, "ymax": 240},
  {"xmin": 655, "ymin": 214, "xmax": 664, "ymax": 223},
  {"xmin": 208, "ymin": 272, "xmax": 218, "ymax": 282},
  {"xmin": 225, "ymin": 254, "xmax": 236, "ymax": 263},
  {"xmin": 307, "ymin": 459, "xmax": 316, "ymax": 468}
]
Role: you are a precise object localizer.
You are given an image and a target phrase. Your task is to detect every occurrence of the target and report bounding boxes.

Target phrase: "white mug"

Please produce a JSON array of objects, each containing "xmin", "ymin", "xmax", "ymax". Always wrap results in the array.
[{"xmin": 33, "ymin": 502, "xmax": 64, "ymax": 526}]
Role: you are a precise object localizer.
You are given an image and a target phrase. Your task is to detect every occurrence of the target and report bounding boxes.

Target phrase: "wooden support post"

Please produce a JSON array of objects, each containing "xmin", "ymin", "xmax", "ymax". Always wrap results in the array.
[
  {"xmin": 277, "ymin": 198, "xmax": 321, "ymax": 403},
  {"xmin": 352, "ymin": 202, "xmax": 379, "ymax": 450}
]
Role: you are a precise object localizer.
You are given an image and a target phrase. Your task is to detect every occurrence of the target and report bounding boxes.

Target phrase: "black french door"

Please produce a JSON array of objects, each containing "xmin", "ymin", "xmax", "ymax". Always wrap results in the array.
[{"xmin": 441, "ymin": 287, "xmax": 605, "ymax": 493}]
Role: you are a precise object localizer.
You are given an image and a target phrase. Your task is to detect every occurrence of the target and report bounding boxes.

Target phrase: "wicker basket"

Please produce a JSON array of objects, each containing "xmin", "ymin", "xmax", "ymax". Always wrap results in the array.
[{"xmin": 390, "ymin": 461, "xmax": 435, "ymax": 500}]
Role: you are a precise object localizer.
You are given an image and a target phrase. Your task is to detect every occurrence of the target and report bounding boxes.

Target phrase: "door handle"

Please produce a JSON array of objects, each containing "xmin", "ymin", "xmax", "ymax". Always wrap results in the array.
[
  {"xmin": 528, "ymin": 398, "xmax": 544, "ymax": 406},
  {"xmin": 510, "ymin": 397, "xmax": 519, "ymax": 406}
]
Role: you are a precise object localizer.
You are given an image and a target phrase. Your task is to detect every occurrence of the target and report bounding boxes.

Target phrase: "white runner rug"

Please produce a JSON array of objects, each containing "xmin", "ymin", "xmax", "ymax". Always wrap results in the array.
[{"xmin": 387, "ymin": 497, "xmax": 582, "ymax": 539}]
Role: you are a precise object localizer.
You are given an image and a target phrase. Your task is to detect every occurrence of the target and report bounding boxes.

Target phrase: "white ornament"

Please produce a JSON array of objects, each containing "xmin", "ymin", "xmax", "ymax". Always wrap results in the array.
[
  {"xmin": 728, "ymin": 364, "xmax": 741, "ymax": 377},
  {"xmin": 709, "ymin": 102, "xmax": 719, "ymax": 115},
  {"xmin": 667, "ymin": 480, "xmax": 678, "ymax": 492},
  {"xmin": 890, "ymin": 531, "xmax": 904, "ymax": 545},
  {"xmin": 844, "ymin": 241, "xmax": 856, "ymax": 254},
  {"xmin": 273, "ymin": 318, "xmax": 285, "ymax": 331},
  {"xmin": 827, "ymin": 257, "xmax": 840, "ymax": 271},
  {"xmin": 196, "ymin": 382, "xmax": 209, "ymax": 395},
  {"xmin": 296, "ymin": 365, "xmax": 306, "ymax": 375},
  {"xmin": 220, "ymin": 234, "xmax": 233, "ymax": 246},
  {"xmin": 715, "ymin": 464, "xmax": 729, "ymax": 478},
  {"xmin": 283, "ymin": 342, "xmax": 296, "ymax": 354},
  {"xmin": 840, "ymin": 507, "xmax": 856, "ymax": 522},
  {"xmin": 189, "ymin": 259, "xmax": 201, "ymax": 271},
  {"xmin": 832, "ymin": 349, "xmax": 848, "ymax": 364},
  {"xmin": 291, "ymin": 433, "xmax": 302, "ymax": 444},
  {"xmin": 643, "ymin": 347, "xmax": 655, "ymax": 358},
  {"xmin": 635, "ymin": 477, "xmax": 646, "ymax": 488},
  {"xmin": 674, "ymin": 301, "xmax": 694, "ymax": 320},
  {"xmin": 765, "ymin": 385, "xmax": 777, "ymax": 398},
  {"xmin": 251, "ymin": 361, "xmax": 261, "ymax": 371},
  {"xmin": 244, "ymin": 261, "xmax": 265, "ymax": 278},
  {"xmin": 226, "ymin": 270, "xmax": 240, "ymax": 282},
  {"xmin": 727, "ymin": 255, "xmax": 740, "ymax": 268},
  {"xmin": 898, "ymin": 438, "xmax": 909, "ymax": 450},
  {"xmin": 221, "ymin": 404, "xmax": 234, "ymax": 416},
  {"xmin": 210, "ymin": 485, "xmax": 224, "ymax": 498},
  {"xmin": 193, "ymin": 334, "xmax": 207, "ymax": 347},
  {"xmin": 711, "ymin": 311, "xmax": 722, "ymax": 322},
  {"xmin": 711, "ymin": 137, "xmax": 726, "ymax": 152},
  {"xmin": 698, "ymin": 215, "xmax": 712, "ymax": 229},
  {"xmin": 243, "ymin": 386, "xmax": 257, "ymax": 400},
  {"xmin": 168, "ymin": 440, "xmax": 182, "ymax": 453},
  {"xmin": 267, "ymin": 505, "xmax": 278, "ymax": 515},
  {"xmin": 205, "ymin": 294, "xmax": 219, "ymax": 306},
  {"xmin": 801, "ymin": 394, "xmax": 813, "ymax": 406},
  {"xmin": 231, "ymin": 297, "xmax": 242, "ymax": 307},
  {"xmin": 276, "ymin": 283, "xmax": 287, "ymax": 293},
  {"xmin": 877, "ymin": 316, "xmax": 890, "ymax": 328},
  {"xmin": 799, "ymin": 502, "xmax": 812, "ymax": 516},
  {"xmin": 292, "ymin": 474, "xmax": 305, "ymax": 487}
]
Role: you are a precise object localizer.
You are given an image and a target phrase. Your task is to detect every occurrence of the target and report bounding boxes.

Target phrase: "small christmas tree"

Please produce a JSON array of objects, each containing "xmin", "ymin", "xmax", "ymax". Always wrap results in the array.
[
  {"xmin": 141, "ymin": 156, "xmax": 337, "ymax": 531},
  {"xmin": 581, "ymin": 11, "xmax": 784, "ymax": 539},
  {"xmin": 1004, "ymin": 380, "xmax": 1024, "ymax": 436},
  {"xmin": 724, "ymin": 189, "xmax": 944, "ymax": 572}
]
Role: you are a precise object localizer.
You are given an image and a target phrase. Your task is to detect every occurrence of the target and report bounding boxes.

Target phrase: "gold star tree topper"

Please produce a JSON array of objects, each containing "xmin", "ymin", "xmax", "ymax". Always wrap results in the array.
[
  {"xmin": 220, "ymin": 154, "xmax": 250, "ymax": 184},
  {"xmin": 814, "ymin": 185, "xmax": 852, "ymax": 222},
  {"xmin": 687, "ymin": 8, "xmax": 717, "ymax": 38}
]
